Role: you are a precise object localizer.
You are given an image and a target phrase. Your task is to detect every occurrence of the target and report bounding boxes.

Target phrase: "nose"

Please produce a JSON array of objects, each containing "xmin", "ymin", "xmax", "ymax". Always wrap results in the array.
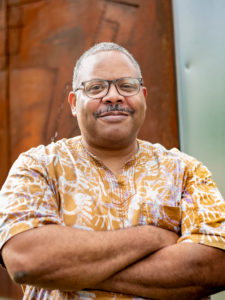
[{"xmin": 101, "ymin": 82, "xmax": 125, "ymax": 104}]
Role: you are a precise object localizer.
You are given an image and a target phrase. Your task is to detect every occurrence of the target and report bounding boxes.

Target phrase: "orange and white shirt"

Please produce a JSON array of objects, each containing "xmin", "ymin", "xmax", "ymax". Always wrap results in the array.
[{"xmin": 0, "ymin": 136, "xmax": 225, "ymax": 299}]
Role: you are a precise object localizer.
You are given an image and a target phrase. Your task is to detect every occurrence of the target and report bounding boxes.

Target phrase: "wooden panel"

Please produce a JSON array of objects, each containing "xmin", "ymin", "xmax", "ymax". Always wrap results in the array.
[
  {"xmin": 0, "ymin": 6, "xmax": 23, "ymax": 300},
  {"xmin": 0, "ymin": 1, "xmax": 11, "ymax": 295},
  {"xmin": 0, "ymin": 269, "xmax": 12, "ymax": 298},
  {"xmin": 0, "ymin": 70, "xmax": 8, "ymax": 187},
  {"xmin": 7, "ymin": 0, "xmax": 178, "ymax": 165},
  {"xmin": 10, "ymin": 68, "xmax": 57, "ymax": 155},
  {"xmin": 0, "ymin": 0, "xmax": 9, "ymax": 187},
  {"xmin": 94, "ymin": 0, "xmax": 139, "ymax": 45},
  {"xmin": 94, "ymin": 0, "xmax": 178, "ymax": 148},
  {"xmin": 0, "ymin": 267, "xmax": 23, "ymax": 299},
  {"xmin": 8, "ymin": 0, "xmax": 101, "ymax": 163},
  {"xmin": 132, "ymin": 0, "xmax": 178, "ymax": 147}
]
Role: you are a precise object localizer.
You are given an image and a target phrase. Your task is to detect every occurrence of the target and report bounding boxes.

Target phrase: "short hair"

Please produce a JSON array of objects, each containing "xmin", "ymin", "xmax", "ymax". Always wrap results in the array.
[{"xmin": 72, "ymin": 42, "xmax": 142, "ymax": 91}]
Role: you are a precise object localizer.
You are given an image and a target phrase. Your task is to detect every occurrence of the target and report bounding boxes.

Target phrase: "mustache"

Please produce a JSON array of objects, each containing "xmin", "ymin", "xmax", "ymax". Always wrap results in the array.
[{"xmin": 93, "ymin": 104, "xmax": 135, "ymax": 119}]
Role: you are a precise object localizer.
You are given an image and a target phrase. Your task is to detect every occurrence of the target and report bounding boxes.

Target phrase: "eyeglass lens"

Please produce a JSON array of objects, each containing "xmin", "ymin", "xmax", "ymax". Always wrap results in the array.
[{"xmin": 84, "ymin": 78, "xmax": 141, "ymax": 98}]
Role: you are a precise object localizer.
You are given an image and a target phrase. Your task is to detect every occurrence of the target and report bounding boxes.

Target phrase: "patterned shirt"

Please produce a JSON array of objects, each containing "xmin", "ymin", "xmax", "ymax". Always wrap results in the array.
[{"xmin": 0, "ymin": 136, "xmax": 225, "ymax": 299}]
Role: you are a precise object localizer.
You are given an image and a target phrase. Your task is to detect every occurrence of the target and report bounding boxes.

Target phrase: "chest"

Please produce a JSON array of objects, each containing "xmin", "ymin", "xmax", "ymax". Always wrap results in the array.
[{"xmin": 57, "ymin": 160, "xmax": 183, "ymax": 233}]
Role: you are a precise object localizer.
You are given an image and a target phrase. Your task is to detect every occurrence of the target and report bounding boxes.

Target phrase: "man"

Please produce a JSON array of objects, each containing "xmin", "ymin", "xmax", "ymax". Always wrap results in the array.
[{"xmin": 0, "ymin": 42, "xmax": 225, "ymax": 300}]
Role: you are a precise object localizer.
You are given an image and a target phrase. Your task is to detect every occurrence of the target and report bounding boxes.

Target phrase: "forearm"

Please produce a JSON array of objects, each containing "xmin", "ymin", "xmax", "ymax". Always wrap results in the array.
[
  {"xmin": 94, "ymin": 243, "xmax": 225, "ymax": 299},
  {"xmin": 2, "ymin": 224, "xmax": 178, "ymax": 291}
]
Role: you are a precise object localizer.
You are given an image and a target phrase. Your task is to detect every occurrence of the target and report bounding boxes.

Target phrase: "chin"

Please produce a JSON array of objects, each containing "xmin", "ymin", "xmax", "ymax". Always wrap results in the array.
[
  {"xmin": 98, "ymin": 132, "xmax": 137, "ymax": 149},
  {"xmin": 83, "ymin": 126, "xmax": 139, "ymax": 148}
]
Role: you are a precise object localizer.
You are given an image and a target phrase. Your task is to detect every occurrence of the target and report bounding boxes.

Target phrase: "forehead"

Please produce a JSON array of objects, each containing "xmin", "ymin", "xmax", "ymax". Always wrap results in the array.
[{"xmin": 78, "ymin": 51, "xmax": 139, "ymax": 82}]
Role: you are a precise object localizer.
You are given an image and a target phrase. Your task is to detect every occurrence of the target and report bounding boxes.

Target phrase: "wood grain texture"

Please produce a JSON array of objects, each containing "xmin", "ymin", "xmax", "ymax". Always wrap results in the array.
[
  {"xmin": 0, "ymin": 266, "xmax": 23, "ymax": 299},
  {"xmin": 7, "ymin": 0, "xmax": 178, "ymax": 165},
  {"xmin": 0, "ymin": 0, "xmax": 9, "ymax": 188},
  {"xmin": 0, "ymin": 70, "xmax": 9, "ymax": 187},
  {"xmin": 132, "ymin": 0, "xmax": 179, "ymax": 148}
]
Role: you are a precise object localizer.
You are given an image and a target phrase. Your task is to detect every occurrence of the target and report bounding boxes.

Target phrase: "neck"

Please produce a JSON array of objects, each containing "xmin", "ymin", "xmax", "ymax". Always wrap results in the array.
[{"xmin": 82, "ymin": 138, "xmax": 139, "ymax": 176}]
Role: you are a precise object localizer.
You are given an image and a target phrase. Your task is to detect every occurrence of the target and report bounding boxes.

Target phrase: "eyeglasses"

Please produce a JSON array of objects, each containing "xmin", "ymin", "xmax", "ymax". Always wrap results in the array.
[{"xmin": 74, "ymin": 77, "xmax": 143, "ymax": 99}]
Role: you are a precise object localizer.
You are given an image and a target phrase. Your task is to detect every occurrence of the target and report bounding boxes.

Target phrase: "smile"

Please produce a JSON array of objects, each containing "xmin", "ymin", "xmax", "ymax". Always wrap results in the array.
[
  {"xmin": 97, "ymin": 111, "xmax": 130, "ymax": 122},
  {"xmin": 98, "ymin": 111, "xmax": 129, "ymax": 117},
  {"xmin": 94, "ymin": 105, "xmax": 135, "ymax": 119}
]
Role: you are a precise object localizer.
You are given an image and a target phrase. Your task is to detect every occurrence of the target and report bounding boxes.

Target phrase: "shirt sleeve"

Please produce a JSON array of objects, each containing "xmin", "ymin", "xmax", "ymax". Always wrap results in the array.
[
  {"xmin": 0, "ymin": 151, "xmax": 62, "ymax": 267},
  {"xmin": 177, "ymin": 158, "xmax": 225, "ymax": 250}
]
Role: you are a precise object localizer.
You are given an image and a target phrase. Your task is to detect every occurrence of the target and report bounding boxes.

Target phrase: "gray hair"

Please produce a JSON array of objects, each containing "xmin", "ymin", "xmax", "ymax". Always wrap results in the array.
[{"xmin": 72, "ymin": 42, "xmax": 142, "ymax": 91}]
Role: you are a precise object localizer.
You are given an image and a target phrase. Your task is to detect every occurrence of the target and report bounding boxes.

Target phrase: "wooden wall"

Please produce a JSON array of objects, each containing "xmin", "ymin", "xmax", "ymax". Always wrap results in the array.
[{"xmin": 0, "ymin": 0, "xmax": 178, "ymax": 298}]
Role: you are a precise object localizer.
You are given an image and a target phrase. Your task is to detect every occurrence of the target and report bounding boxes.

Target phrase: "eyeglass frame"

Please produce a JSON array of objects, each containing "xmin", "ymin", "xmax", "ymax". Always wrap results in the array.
[{"xmin": 74, "ymin": 77, "xmax": 144, "ymax": 98}]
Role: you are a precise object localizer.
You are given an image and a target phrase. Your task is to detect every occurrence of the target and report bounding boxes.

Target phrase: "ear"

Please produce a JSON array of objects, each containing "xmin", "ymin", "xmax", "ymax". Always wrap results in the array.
[
  {"xmin": 142, "ymin": 86, "xmax": 148, "ymax": 111},
  {"xmin": 142, "ymin": 86, "xmax": 147, "ymax": 100},
  {"xmin": 68, "ymin": 91, "xmax": 77, "ymax": 117}
]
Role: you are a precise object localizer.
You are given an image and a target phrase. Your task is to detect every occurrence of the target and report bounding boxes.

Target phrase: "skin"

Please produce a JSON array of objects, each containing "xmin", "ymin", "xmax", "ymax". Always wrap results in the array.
[
  {"xmin": 68, "ymin": 51, "xmax": 147, "ymax": 174},
  {"xmin": 2, "ymin": 50, "xmax": 225, "ymax": 299},
  {"xmin": 2, "ymin": 224, "xmax": 179, "ymax": 291},
  {"xmin": 93, "ymin": 243, "xmax": 225, "ymax": 299}
]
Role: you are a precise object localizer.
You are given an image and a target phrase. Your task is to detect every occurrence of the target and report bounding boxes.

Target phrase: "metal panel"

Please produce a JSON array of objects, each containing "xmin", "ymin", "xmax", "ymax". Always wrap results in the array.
[
  {"xmin": 173, "ymin": 0, "xmax": 225, "ymax": 197},
  {"xmin": 172, "ymin": 1, "xmax": 225, "ymax": 298}
]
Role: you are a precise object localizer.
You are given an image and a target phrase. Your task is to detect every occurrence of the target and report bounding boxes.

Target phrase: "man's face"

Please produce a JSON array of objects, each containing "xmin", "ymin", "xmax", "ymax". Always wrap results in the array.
[{"xmin": 69, "ymin": 51, "xmax": 147, "ymax": 149}]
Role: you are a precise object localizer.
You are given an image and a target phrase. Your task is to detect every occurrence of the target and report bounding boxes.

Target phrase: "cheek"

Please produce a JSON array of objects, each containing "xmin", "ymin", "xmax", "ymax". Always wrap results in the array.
[
  {"xmin": 127, "ymin": 100, "xmax": 146, "ymax": 117},
  {"xmin": 87, "ymin": 100, "xmax": 100, "ymax": 112},
  {"xmin": 77, "ymin": 97, "xmax": 96, "ymax": 112},
  {"xmin": 79, "ymin": 98, "xmax": 100, "ymax": 114},
  {"xmin": 77, "ymin": 100, "xmax": 100, "ymax": 125}
]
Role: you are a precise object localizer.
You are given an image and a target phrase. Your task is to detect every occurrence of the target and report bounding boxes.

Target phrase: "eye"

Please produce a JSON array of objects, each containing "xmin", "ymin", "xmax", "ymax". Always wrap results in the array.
[
  {"xmin": 121, "ymin": 83, "xmax": 134, "ymax": 89},
  {"xmin": 119, "ymin": 81, "xmax": 138, "ymax": 91},
  {"xmin": 90, "ymin": 84, "xmax": 103, "ymax": 91},
  {"xmin": 85, "ymin": 81, "xmax": 107, "ymax": 95}
]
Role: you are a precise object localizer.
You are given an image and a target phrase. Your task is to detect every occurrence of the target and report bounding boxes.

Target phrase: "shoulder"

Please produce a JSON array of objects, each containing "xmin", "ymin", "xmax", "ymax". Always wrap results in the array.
[
  {"xmin": 138, "ymin": 139, "xmax": 199, "ymax": 165},
  {"xmin": 18, "ymin": 136, "xmax": 81, "ymax": 159},
  {"xmin": 10, "ymin": 136, "xmax": 82, "ymax": 172},
  {"xmin": 25, "ymin": 136, "xmax": 81, "ymax": 156},
  {"xmin": 137, "ymin": 139, "xmax": 211, "ymax": 177}
]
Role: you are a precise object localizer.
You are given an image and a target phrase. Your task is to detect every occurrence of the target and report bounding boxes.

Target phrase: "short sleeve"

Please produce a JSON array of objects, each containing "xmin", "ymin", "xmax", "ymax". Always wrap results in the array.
[
  {"xmin": 178, "ymin": 159, "xmax": 225, "ymax": 250},
  {"xmin": 0, "ymin": 152, "xmax": 62, "ymax": 266}
]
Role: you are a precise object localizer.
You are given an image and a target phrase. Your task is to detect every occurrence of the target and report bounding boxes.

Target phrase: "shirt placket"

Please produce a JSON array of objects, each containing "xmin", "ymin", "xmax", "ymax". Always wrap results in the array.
[{"xmin": 113, "ymin": 165, "xmax": 136, "ymax": 228}]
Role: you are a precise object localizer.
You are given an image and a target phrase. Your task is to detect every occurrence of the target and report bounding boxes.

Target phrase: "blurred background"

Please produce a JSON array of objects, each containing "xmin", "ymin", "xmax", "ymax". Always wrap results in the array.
[{"xmin": 0, "ymin": 0, "xmax": 224, "ymax": 299}]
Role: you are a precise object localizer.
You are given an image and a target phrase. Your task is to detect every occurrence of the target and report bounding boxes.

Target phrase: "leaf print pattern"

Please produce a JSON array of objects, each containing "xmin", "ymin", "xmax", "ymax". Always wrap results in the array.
[{"xmin": 0, "ymin": 136, "xmax": 225, "ymax": 299}]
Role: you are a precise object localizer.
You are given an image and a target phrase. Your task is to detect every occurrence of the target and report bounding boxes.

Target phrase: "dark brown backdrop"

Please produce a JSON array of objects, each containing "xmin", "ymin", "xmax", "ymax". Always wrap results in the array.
[{"xmin": 0, "ymin": 0, "xmax": 178, "ymax": 298}]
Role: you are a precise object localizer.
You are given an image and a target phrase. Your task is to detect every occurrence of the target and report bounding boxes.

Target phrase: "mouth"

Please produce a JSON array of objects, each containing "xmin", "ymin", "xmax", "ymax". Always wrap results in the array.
[
  {"xmin": 97, "ymin": 111, "xmax": 130, "ymax": 122},
  {"xmin": 94, "ymin": 105, "xmax": 135, "ymax": 120},
  {"xmin": 97, "ymin": 111, "xmax": 129, "ymax": 118}
]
